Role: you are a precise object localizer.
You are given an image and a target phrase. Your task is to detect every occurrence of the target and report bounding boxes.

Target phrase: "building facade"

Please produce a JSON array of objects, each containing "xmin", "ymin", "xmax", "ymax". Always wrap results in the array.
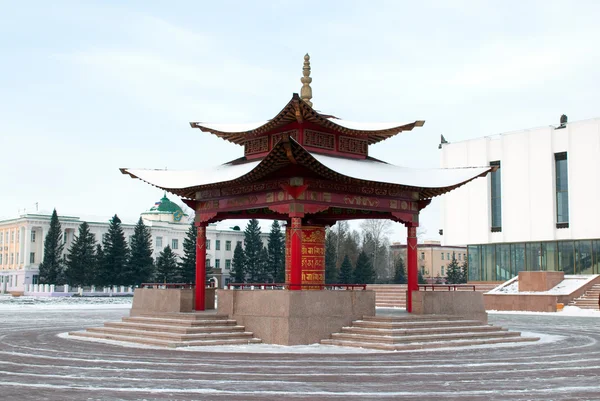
[
  {"xmin": 390, "ymin": 241, "xmax": 466, "ymax": 283},
  {"xmin": 0, "ymin": 195, "xmax": 267, "ymax": 292},
  {"xmin": 440, "ymin": 116, "xmax": 600, "ymax": 282}
]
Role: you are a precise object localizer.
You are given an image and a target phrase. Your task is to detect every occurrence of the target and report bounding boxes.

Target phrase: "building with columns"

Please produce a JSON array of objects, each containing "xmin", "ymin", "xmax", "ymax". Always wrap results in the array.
[
  {"xmin": 390, "ymin": 241, "xmax": 467, "ymax": 283},
  {"xmin": 0, "ymin": 195, "xmax": 265, "ymax": 293},
  {"xmin": 440, "ymin": 116, "xmax": 600, "ymax": 281}
]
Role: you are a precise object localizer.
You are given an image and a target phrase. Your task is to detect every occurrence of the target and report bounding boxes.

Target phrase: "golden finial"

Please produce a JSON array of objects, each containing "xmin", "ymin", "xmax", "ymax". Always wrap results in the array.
[{"xmin": 300, "ymin": 53, "xmax": 313, "ymax": 107}]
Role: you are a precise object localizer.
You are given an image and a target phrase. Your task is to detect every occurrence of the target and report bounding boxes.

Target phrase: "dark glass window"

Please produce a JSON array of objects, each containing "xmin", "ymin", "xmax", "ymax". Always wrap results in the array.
[
  {"xmin": 542, "ymin": 242, "xmax": 558, "ymax": 271},
  {"xmin": 576, "ymin": 240, "xmax": 593, "ymax": 274},
  {"xmin": 555, "ymin": 152, "xmax": 569, "ymax": 226},
  {"xmin": 490, "ymin": 161, "xmax": 502, "ymax": 231},
  {"xmin": 593, "ymin": 240, "xmax": 600, "ymax": 274},
  {"xmin": 511, "ymin": 243, "xmax": 526, "ymax": 274},
  {"xmin": 496, "ymin": 244, "xmax": 511, "ymax": 280},
  {"xmin": 467, "ymin": 245, "xmax": 481, "ymax": 281},
  {"xmin": 558, "ymin": 241, "xmax": 574, "ymax": 274}
]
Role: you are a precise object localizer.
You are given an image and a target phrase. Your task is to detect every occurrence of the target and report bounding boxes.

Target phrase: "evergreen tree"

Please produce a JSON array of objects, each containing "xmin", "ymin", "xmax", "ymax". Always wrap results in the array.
[
  {"xmin": 178, "ymin": 222, "xmax": 197, "ymax": 284},
  {"xmin": 325, "ymin": 229, "xmax": 338, "ymax": 284},
  {"xmin": 126, "ymin": 217, "xmax": 154, "ymax": 286},
  {"xmin": 435, "ymin": 274, "xmax": 444, "ymax": 284},
  {"xmin": 231, "ymin": 241, "xmax": 246, "ymax": 283},
  {"xmin": 258, "ymin": 246, "xmax": 270, "ymax": 282},
  {"xmin": 392, "ymin": 257, "xmax": 406, "ymax": 284},
  {"xmin": 155, "ymin": 245, "xmax": 178, "ymax": 283},
  {"xmin": 65, "ymin": 222, "xmax": 96, "ymax": 286},
  {"xmin": 338, "ymin": 255, "xmax": 353, "ymax": 284},
  {"xmin": 90, "ymin": 244, "xmax": 103, "ymax": 285},
  {"xmin": 243, "ymin": 219, "xmax": 263, "ymax": 282},
  {"xmin": 446, "ymin": 255, "xmax": 462, "ymax": 284},
  {"xmin": 38, "ymin": 209, "xmax": 64, "ymax": 284},
  {"xmin": 354, "ymin": 250, "xmax": 375, "ymax": 284},
  {"xmin": 418, "ymin": 269, "xmax": 428, "ymax": 284},
  {"xmin": 267, "ymin": 221, "xmax": 285, "ymax": 282},
  {"xmin": 99, "ymin": 215, "xmax": 129, "ymax": 286},
  {"xmin": 460, "ymin": 260, "xmax": 469, "ymax": 284}
]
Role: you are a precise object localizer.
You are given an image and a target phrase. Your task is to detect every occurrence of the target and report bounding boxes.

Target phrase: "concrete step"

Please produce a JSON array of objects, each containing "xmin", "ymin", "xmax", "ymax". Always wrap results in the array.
[
  {"xmin": 362, "ymin": 314, "xmax": 469, "ymax": 322},
  {"xmin": 352, "ymin": 319, "xmax": 483, "ymax": 330},
  {"xmin": 135, "ymin": 312, "xmax": 230, "ymax": 321},
  {"xmin": 70, "ymin": 331, "xmax": 262, "ymax": 348},
  {"xmin": 340, "ymin": 325, "xmax": 502, "ymax": 336},
  {"xmin": 87, "ymin": 326, "xmax": 256, "ymax": 341},
  {"xmin": 321, "ymin": 335, "xmax": 538, "ymax": 351},
  {"xmin": 330, "ymin": 330, "xmax": 519, "ymax": 344},
  {"xmin": 105, "ymin": 321, "xmax": 246, "ymax": 334},
  {"xmin": 122, "ymin": 316, "xmax": 237, "ymax": 327}
]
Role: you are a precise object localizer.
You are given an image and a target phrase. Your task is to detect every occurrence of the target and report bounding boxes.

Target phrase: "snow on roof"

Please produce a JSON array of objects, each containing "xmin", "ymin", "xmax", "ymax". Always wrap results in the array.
[
  {"xmin": 193, "ymin": 121, "xmax": 269, "ymax": 133},
  {"xmin": 311, "ymin": 154, "xmax": 489, "ymax": 188},
  {"xmin": 124, "ymin": 160, "xmax": 261, "ymax": 190},
  {"xmin": 326, "ymin": 118, "xmax": 417, "ymax": 131}
]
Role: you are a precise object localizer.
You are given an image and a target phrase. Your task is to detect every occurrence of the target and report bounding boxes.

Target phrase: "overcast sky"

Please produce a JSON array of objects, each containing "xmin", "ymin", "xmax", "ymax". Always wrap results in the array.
[{"xmin": 1, "ymin": 1, "xmax": 599, "ymax": 243}]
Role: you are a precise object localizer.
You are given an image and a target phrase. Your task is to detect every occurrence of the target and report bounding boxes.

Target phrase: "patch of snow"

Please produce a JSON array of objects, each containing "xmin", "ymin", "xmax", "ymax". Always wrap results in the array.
[
  {"xmin": 0, "ymin": 295, "xmax": 132, "ymax": 311},
  {"xmin": 489, "ymin": 306, "xmax": 600, "ymax": 317},
  {"xmin": 487, "ymin": 274, "xmax": 598, "ymax": 295}
]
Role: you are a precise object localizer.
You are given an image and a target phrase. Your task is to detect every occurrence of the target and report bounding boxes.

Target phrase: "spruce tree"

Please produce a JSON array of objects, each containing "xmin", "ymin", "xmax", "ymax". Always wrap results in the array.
[
  {"xmin": 243, "ymin": 219, "xmax": 263, "ymax": 282},
  {"xmin": 90, "ymin": 244, "xmax": 103, "ymax": 285},
  {"xmin": 354, "ymin": 250, "xmax": 375, "ymax": 284},
  {"xmin": 446, "ymin": 255, "xmax": 462, "ymax": 284},
  {"xmin": 155, "ymin": 245, "xmax": 178, "ymax": 283},
  {"xmin": 65, "ymin": 222, "xmax": 96, "ymax": 286},
  {"xmin": 178, "ymin": 222, "xmax": 197, "ymax": 284},
  {"xmin": 38, "ymin": 209, "xmax": 64, "ymax": 284},
  {"xmin": 267, "ymin": 221, "xmax": 285, "ymax": 283},
  {"xmin": 338, "ymin": 255, "xmax": 353, "ymax": 284},
  {"xmin": 258, "ymin": 246, "xmax": 270, "ymax": 282},
  {"xmin": 231, "ymin": 241, "xmax": 246, "ymax": 283},
  {"xmin": 325, "ymin": 229, "xmax": 337, "ymax": 284},
  {"xmin": 460, "ymin": 260, "xmax": 469, "ymax": 284},
  {"xmin": 418, "ymin": 269, "xmax": 428, "ymax": 284},
  {"xmin": 392, "ymin": 257, "xmax": 406, "ymax": 284},
  {"xmin": 127, "ymin": 218, "xmax": 154, "ymax": 286},
  {"xmin": 99, "ymin": 215, "xmax": 129, "ymax": 286}
]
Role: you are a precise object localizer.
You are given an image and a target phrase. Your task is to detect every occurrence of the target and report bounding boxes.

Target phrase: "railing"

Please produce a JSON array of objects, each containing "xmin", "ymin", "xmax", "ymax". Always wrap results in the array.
[
  {"xmin": 419, "ymin": 284, "xmax": 476, "ymax": 291},
  {"xmin": 141, "ymin": 283, "xmax": 194, "ymax": 289},
  {"xmin": 226, "ymin": 283, "xmax": 367, "ymax": 291}
]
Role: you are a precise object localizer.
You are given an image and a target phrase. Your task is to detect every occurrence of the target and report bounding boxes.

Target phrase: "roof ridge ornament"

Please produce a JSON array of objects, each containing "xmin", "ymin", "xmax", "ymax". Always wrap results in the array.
[{"xmin": 300, "ymin": 53, "xmax": 313, "ymax": 108}]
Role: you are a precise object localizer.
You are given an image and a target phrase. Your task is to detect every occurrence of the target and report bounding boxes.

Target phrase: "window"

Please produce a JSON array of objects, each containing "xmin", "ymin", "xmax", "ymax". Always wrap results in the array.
[
  {"xmin": 226, "ymin": 241, "xmax": 232, "ymax": 251},
  {"xmin": 0, "ymin": 232, "xmax": 3, "ymax": 243},
  {"xmin": 0, "ymin": 254, "xmax": 2, "ymax": 264},
  {"xmin": 29, "ymin": 252, "xmax": 35, "ymax": 264},
  {"xmin": 206, "ymin": 239, "xmax": 211, "ymax": 250},
  {"xmin": 441, "ymin": 253, "xmax": 444, "ymax": 260},
  {"xmin": 441, "ymin": 266, "xmax": 445, "ymax": 276},
  {"xmin": 215, "ymin": 259, "xmax": 220, "ymax": 269},
  {"xmin": 555, "ymin": 152, "xmax": 569, "ymax": 227},
  {"xmin": 172, "ymin": 239, "xmax": 179, "ymax": 250},
  {"xmin": 490, "ymin": 160, "xmax": 502, "ymax": 231},
  {"xmin": 64, "ymin": 230, "xmax": 67, "ymax": 243},
  {"xmin": 421, "ymin": 252, "xmax": 425, "ymax": 260},
  {"xmin": 11, "ymin": 231, "xmax": 15, "ymax": 243},
  {"xmin": 31, "ymin": 230, "xmax": 35, "ymax": 242},
  {"xmin": 206, "ymin": 259, "xmax": 211, "ymax": 267},
  {"xmin": 447, "ymin": 252, "xmax": 450, "ymax": 260},
  {"xmin": 10, "ymin": 253, "xmax": 13, "ymax": 264},
  {"xmin": 156, "ymin": 237, "xmax": 163, "ymax": 248},
  {"xmin": 215, "ymin": 240, "xmax": 220, "ymax": 250},
  {"xmin": 458, "ymin": 254, "xmax": 462, "ymax": 261},
  {"xmin": 225, "ymin": 259, "xmax": 231, "ymax": 269}
]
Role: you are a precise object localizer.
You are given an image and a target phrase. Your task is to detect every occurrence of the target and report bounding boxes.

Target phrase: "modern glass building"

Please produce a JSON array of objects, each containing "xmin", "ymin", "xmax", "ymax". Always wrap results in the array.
[{"xmin": 441, "ymin": 116, "xmax": 600, "ymax": 282}]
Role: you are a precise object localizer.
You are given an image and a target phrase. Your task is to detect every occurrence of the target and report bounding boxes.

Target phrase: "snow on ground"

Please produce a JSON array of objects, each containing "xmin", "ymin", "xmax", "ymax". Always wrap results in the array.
[
  {"xmin": 488, "ymin": 274, "xmax": 598, "ymax": 295},
  {"xmin": 489, "ymin": 305, "xmax": 600, "ymax": 317},
  {"xmin": 0, "ymin": 295, "xmax": 132, "ymax": 310}
]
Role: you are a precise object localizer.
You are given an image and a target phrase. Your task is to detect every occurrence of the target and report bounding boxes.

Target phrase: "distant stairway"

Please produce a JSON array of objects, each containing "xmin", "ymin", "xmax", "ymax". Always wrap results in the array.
[
  {"xmin": 321, "ymin": 315, "xmax": 538, "ymax": 351},
  {"xmin": 568, "ymin": 284, "xmax": 600, "ymax": 310},
  {"xmin": 368, "ymin": 284, "xmax": 500, "ymax": 309},
  {"xmin": 70, "ymin": 312, "xmax": 262, "ymax": 348}
]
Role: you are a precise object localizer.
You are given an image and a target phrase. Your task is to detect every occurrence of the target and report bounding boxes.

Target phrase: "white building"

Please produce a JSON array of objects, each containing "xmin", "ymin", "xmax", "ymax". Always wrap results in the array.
[
  {"xmin": 0, "ymin": 195, "xmax": 268, "ymax": 292},
  {"xmin": 440, "ymin": 116, "xmax": 600, "ymax": 282}
]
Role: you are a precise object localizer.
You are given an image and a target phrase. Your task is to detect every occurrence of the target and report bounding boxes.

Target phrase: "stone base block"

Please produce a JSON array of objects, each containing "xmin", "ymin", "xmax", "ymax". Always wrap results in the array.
[
  {"xmin": 484, "ymin": 294, "xmax": 559, "ymax": 312},
  {"xmin": 131, "ymin": 287, "xmax": 216, "ymax": 316},
  {"xmin": 518, "ymin": 271, "xmax": 565, "ymax": 292},
  {"xmin": 217, "ymin": 290, "xmax": 376, "ymax": 345},
  {"xmin": 412, "ymin": 291, "xmax": 488, "ymax": 323}
]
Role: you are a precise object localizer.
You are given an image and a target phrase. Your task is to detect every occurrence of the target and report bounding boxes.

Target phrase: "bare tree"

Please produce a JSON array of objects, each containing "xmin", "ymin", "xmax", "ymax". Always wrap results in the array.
[{"xmin": 360, "ymin": 219, "xmax": 392, "ymax": 281}]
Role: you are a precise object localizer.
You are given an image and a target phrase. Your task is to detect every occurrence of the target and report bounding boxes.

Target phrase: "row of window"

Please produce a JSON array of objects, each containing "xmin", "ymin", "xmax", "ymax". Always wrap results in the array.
[
  {"xmin": 490, "ymin": 152, "xmax": 569, "ymax": 231},
  {"xmin": 467, "ymin": 239, "xmax": 600, "ymax": 281},
  {"xmin": 206, "ymin": 259, "xmax": 232, "ymax": 270},
  {"xmin": 154, "ymin": 237, "xmax": 179, "ymax": 250},
  {"xmin": 205, "ymin": 240, "xmax": 239, "ymax": 251},
  {"xmin": 419, "ymin": 252, "xmax": 467, "ymax": 261}
]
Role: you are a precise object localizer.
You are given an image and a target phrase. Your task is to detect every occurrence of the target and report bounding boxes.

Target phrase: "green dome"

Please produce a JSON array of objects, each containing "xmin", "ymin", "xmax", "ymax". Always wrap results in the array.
[{"xmin": 150, "ymin": 194, "xmax": 186, "ymax": 221}]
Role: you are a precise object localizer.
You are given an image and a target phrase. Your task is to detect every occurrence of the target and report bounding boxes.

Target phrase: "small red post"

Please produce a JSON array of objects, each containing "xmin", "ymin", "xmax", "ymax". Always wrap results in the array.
[
  {"xmin": 406, "ymin": 224, "xmax": 418, "ymax": 313},
  {"xmin": 290, "ymin": 216, "xmax": 302, "ymax": 290},
  {"xmin": 195, "ymin": 223, "xmax": 207, "ymax": 311}
]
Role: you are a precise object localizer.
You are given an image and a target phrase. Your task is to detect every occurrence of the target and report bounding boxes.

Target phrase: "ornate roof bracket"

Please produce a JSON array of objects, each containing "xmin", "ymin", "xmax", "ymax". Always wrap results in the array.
[
  {"xmin": 292, "ymin": 95, "xmax": 304, "ymax": 123},
  {"xmin": 281, "ymin": 134, "xmax": 297, "ymax": 164}
]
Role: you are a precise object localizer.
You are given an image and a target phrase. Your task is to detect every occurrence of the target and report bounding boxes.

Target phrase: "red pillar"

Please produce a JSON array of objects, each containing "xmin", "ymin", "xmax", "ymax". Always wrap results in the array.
[
  {"xmin": 290, "ymin": 216, "xmax": 302, "ymax": 290},
  {"xmin": 195, "ymin": 223, "xmax": 207, "ymax": 311},
  {"xmin": 406, "ymin": 224, "xmax": 418, "ymax": 313}
]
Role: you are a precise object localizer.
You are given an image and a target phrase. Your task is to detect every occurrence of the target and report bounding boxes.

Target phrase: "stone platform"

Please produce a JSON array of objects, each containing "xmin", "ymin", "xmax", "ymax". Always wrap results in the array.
[{"xmin": 217, "ymin": 289, "xmax": 376, "ymax": 345}]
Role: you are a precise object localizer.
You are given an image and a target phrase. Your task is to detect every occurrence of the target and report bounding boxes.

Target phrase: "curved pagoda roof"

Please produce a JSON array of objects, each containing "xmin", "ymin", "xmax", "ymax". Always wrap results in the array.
[
  {"xmin": 190, "ymin": 93, "xmax": 425, "ymax": 146},
  {"xmin": 121, "ymin": 137, "xmax": 491, "ymax": 200}
]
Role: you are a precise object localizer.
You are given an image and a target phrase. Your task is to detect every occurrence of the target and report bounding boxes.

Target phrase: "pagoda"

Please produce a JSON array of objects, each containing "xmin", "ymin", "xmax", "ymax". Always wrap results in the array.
[{"xmin": 121, "ymin": 54, "xmax": 491, "ymax": 318}]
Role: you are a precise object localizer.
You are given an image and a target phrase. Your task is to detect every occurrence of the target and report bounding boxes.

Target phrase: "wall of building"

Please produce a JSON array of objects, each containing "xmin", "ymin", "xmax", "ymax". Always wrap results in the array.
[
  {"xmin": 390, "ymin": 241, "xmax": 467, "ymax": 282},
  {"xmin": 441, "ymin": 118, "xmax": 600, "ymax": 246}
]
